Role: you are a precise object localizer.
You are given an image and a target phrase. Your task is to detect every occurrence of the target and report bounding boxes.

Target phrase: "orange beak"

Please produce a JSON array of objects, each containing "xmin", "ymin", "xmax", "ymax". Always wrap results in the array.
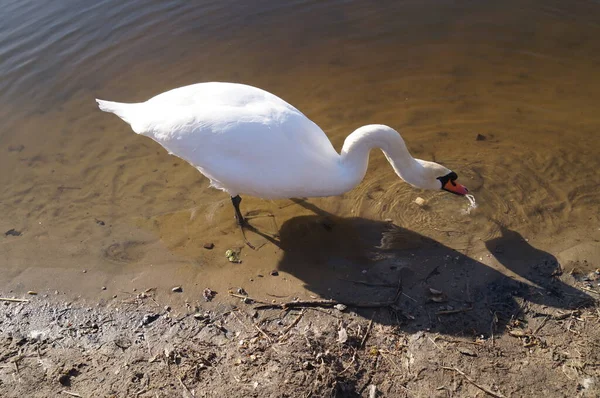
[{"xmin": 443, "ymin": 179, "xmax": 469, "ymax": 195}]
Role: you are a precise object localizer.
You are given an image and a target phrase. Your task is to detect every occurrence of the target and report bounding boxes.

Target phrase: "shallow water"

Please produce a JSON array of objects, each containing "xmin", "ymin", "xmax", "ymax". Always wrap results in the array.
[{"xmin": 1, "ymin": 0, "xmax": 599, "ymax": 302}]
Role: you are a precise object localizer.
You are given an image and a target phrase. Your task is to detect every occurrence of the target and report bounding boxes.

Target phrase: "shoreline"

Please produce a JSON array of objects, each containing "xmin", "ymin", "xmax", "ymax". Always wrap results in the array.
[{"xmin": 1, "ymin": 268, "xmax": 598, "ymax": 397}]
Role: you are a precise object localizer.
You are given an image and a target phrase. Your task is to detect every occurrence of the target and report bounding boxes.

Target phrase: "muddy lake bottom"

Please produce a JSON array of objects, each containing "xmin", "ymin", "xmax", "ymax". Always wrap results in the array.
[{"xmin": 1, "ymin": 267, "xmax": 598, "ymax": 398}]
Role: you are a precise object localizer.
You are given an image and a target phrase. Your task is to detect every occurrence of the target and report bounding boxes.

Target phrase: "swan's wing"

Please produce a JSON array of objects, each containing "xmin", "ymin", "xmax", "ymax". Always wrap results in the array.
[{"xmin": 131, "ymin": 83, "xmax": 343, "ymax": 198}]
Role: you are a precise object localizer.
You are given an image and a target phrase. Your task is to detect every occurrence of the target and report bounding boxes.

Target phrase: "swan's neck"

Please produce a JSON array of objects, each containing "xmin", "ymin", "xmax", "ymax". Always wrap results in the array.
[{"xmin": 340, "ymin": 124, "xmax": 425, "ymax": 189}]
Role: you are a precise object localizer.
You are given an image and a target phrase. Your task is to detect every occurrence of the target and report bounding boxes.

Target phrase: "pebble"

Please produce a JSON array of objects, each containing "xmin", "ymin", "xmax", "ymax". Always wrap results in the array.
[
  {"xmin": 203, "ymin": 242, "xmax": 214, "ymax": 250},
  {"xmin": 270, "ymin": 270, "xmax": 279, "ymax": 276},
  {"xmin": 172, "ymin": 286, "xmax": 183, "ymax": 293},
  {"xmin": 141, "ymin": 313, "xmax": 159, "ymax": 326},
  {"xmin": 101, "ymin": 286, "xmax": 106, "ymax": 290},
  {"xmin": 27, "ymin": 291, "xmax": 38, "ymax": 295},
  {"xmin": 414, "ymin": 197, "xmax": 426, "ymax": 207},
  {"xmin": 334, "ymin": 304, "xmax": 347, "ymax": 311},
  {"xmin": 82, "ymin": 270, "xmax": 87, "ymax": 273},
  {"xmin": 475, "ymin": 133, "xmax": 487, "ymax": 141}
]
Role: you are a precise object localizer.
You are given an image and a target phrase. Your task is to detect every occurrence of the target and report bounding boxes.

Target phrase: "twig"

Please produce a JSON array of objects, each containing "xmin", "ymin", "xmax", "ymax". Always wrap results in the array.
[
  {"xmin": 336, "ymin": 278, "xmax": 398, "ymax": 288},
  {"xmin": 61, "ymin": 392, "xmax": 82, "ymax": 398},
  {"xmin": 0, "ymin": 297, "xmax": 29, "ymax": 303},
  {"xmin": 178, "ymin": 376, "xmax": 194, "ymax": 397},
  {"xmin": 533, "ymin": 315, "xmax": 551, "ymax": 335},
  {"xmin": 255, "ymin": 299, "xmax": 393, "ymax": 310},
  {"xmin": 402, "ymin": 292, "xmax": 418, "ymax": 303},
  {"xmin": 442, "ymin": 367, "xmax": 505, "ymax": 398},
  {"xmin": 228, "ymin": 292, "xmax": 271, "ymax": 305},
  {"xmin": 230, "ymin": 309, "xmax": 253, "ymax": 333},
  {"xmin": 253, "ymin": 323, "xmax": 272, "ymax": 343},
  {"xmin": 360, "ymin": 318, "xmax": 374, "ymax": 349},
  {"xmin": 437, "ymin": 338, "xmax": 484, "ymax": 346},
  {"xmin": 436, "ymin": 306, "xmax": 473, "ymax": 315},
  {"xmin": 256, "ymin": 279, "xmax": 403, "ymax": 310},
  {"xmin": 579, "ymin": 286, "xmax": 600, "ymax": 295},
  {"xmin": 281, "ymin": 310, "xmax": 305, "ymax": 336}
]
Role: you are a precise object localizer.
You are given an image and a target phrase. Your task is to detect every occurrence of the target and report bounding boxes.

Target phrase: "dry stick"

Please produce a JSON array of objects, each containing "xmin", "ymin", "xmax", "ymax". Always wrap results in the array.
[
  {"xmin": 437, "ymin": 338, "xmax": 484, "ymax": 346},
  {"xmin": 281, "ymin": 310, "xmax": 305, "ymax": 336},
  {"xmin": 178, "ymin": 376, "xmax": 194, "ymax": 398},
  {"xmin": 228, "ymin": 292, "xmax": 271, "ymax": 305},
  {"xmin": 360, "ymin": 318, "xmax": 374, "ymax": 349},
  {"xmin": 61, "ymin": 392, "xmax": 82, "ymax": 398},
  {"xmin": 336, "ymin": 278, "xmax": 398, "ymax": 288},
  {"xmin": 255, "ymin": 279, "xmax": 404, "ymax": 311},
  {"xmin": 579, "ymin": 286, "xmax": 600, "ymax": 295},
  {"xmin": 533, "ymin": 315, "xmax": 551, "ymax": 335},
  {"xmin": 0, "ymin": 297, "xmax": 29, "ymax": 303},
  {"xmin": 436, "ymin": 306, "xmax": 473, "ymax": 316},
  {"xmin": 442, "ymin": 367, "xmax": 505, "ymax": 398},
  {"xmin": 253, "ymin": 323, "xmax": 273, "ymax": 343}
]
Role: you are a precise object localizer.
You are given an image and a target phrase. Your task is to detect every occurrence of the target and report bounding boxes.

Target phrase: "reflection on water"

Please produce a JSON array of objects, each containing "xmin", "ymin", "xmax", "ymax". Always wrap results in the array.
[{"xmin": 0, "ymin": 0, "xmax": 599, "ymax": 299}]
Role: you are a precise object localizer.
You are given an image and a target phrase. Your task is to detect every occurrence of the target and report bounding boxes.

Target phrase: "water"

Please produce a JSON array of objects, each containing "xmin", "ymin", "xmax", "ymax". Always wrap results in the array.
[
  {"xmin": 463, "ymin": 194, "xmax": 478, "ymax": 215},
  {"xmin": 1, "ymin": 0, "xmax": 599, "ymax": 300}
]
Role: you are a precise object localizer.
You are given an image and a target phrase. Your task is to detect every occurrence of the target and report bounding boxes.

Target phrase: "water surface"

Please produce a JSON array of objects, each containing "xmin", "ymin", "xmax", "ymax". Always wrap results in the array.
[{"xmin": 1, "ymin": 0, "xmax": 599, "ymax": 302}]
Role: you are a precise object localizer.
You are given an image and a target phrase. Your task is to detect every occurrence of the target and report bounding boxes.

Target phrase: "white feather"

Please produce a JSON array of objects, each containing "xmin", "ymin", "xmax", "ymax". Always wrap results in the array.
[{"xmin": 96, "ymin": 82, "xmax": 457, "ymax": 199}]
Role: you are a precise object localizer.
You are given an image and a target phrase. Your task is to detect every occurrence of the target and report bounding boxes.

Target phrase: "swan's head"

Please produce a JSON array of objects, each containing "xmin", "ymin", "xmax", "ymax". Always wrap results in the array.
[{"xmin": 415, "ymin": 160, "xmax": 469, "ymax": 195}]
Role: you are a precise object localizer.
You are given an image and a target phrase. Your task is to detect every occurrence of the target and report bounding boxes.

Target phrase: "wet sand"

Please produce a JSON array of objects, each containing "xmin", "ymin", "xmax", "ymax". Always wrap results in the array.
[{"xmin": 1, "ymin": 0, "xmax": 599, "ymax": 306}]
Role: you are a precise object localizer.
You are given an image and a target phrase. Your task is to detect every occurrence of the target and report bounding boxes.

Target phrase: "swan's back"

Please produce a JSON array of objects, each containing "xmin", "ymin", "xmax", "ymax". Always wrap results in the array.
[{"xmin": 97, "ymin": 82, "xmax": 349, "ymax": 199}]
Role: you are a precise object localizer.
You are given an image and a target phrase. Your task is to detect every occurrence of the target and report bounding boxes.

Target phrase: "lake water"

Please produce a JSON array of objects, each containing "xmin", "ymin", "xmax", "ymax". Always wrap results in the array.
[{"xmin": 1, "ymin": 0, "xmax": 599, "ymax": 303}]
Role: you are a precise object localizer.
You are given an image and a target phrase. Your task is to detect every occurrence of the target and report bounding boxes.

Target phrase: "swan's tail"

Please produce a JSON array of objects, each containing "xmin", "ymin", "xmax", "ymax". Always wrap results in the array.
[{"xmin": 96, "ymin": 99, "xmax": 146, "ymax": 133}]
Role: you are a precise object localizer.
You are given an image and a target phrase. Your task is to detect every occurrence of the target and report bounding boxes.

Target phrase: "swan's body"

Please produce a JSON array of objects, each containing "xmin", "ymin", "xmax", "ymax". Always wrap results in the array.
[{"xmin": 96, "ymin": 82, "xmax": 467, "ymax": 201}]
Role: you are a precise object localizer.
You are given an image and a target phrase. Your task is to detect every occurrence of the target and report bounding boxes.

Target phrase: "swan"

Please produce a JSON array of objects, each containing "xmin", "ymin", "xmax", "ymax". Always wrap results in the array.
[{"xmin": 96, "ymin": 82, "xmax": 468, "ymax": 246}]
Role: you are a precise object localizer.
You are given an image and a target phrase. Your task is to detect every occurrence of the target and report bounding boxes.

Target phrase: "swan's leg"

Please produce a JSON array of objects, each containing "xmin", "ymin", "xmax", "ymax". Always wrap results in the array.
[{"xmin": 231, "ymin": 195, "xmax": 255, "ymax": 249}]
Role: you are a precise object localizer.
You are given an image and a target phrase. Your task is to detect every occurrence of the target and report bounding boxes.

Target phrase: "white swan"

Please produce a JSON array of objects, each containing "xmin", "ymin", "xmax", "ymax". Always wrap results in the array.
[{"xmin": 96, "ymin": 82, "xmax": 468, "ymax": 244}]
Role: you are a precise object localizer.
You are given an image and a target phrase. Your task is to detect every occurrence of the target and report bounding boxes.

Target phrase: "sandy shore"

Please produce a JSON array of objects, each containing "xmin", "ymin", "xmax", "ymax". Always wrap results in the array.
[{"xmin": 1, "ymin": 264, "xmax": 598, "ymax": 398}]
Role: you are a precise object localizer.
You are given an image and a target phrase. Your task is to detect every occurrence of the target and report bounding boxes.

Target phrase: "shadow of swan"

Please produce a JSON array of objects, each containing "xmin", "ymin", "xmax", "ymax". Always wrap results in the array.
[{"xmin": 265, "ymin": 199, "xmax": 593, "ymax": 336}]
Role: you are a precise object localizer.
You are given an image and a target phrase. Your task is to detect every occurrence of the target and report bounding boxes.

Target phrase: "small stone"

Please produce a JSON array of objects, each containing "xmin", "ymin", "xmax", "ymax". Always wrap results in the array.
[
  {"xmin": 203, "ymin": 242, "xmax": 214, "ymax": 250},
  {"xmin": 509, "ymin": 330, "xmax": 527, "ymax": 337},
  {"xmin": 101, "ymin": 286, "xmax": 106, "ymax": 290},
  {"xmin": 141, "ymin": 313, "xmax": 159, "ymax": 326},
  {"xmin": 112, "ymin": 294, "xmax": 117, "ymax": 298},
  {"xmin": 384, "ymin": 218, "xmax": 393, "ymax": 222},
  {"xmin": 203, "ymin": 288, "xmax": 215, "ymax": 302},
  {"xmin": 303, "ymin": 361, "xmax": 314, "ymax": 370},
  {"xmin": 193, "ymin": 313, "xmax": 206, "ymax": 320},
  {"xmin": 27, "ymin": 291, "xmax": 37, "ymax": 295},
  {"xmin": 414, "ymin": 197, "xmax": 426, "ymax": 207},
  {"xmin": 334, "ymin": 304, "xmax": 347, "ymax": 311},
  {"xmin": 172, "ymin": 286, "xmax": 183, "ymax": 293},
  {"xmin": 458, "ymin": 347, "xmax": 477, "ymax": 357},
  {"xmin": 82, "ymin": 270, "xmax": 87, "ymax": 273},
  {"xmin": 270, "ymin": 270, "xmax": 279, "ymax": 276},
  {"xmin": 476, "ymin": 133, "xmax": 486, "ymax": 141},
  {"xmin": 237, "ymin": 287, "xmax": 247, "ymax": 295},
  {"xmin": 164, "ymin": 305, "xmax": 171, "ymax": 311},
  {"xmin": 5, "ymin": 229, "xmax": 22, "ymax": 237}
]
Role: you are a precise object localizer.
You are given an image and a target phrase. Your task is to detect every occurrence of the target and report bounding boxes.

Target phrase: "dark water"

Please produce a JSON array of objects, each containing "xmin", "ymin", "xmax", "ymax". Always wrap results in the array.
[{"xmin": 1, "ymin": 0, "xmax": 599, "ymax": 299}]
